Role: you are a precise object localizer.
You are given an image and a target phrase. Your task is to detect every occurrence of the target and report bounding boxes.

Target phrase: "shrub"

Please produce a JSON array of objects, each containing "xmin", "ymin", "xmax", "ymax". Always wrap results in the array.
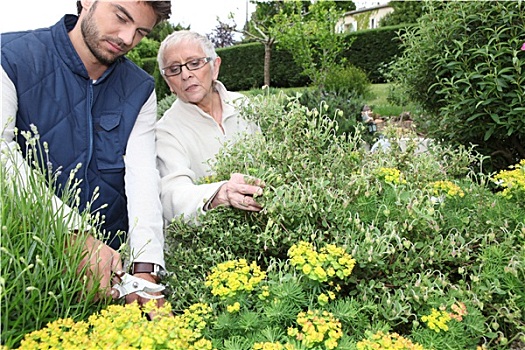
[
  {"xmin": 20, "ymin": 234, "xmax": 522, "ymax": 349},
  {"xmin": 324, "ymin": 64, "xmax": 372, "ymax": 98},
  {"xmin": 297, "ymin": 89, "xmax": 367, "ymax": 137},
  {"xmin": 6, "ymin": 93, "xmax": 524, "ymax": 348},
  {"xmin": 157, "ymin": 94, "xmax": 177, "ymax": 119},
  {"xmin": 163, "ymin": 92, "xmax": 525, "ymax": 349},
  {"xmin": 14, "ymin": 300, "xmax": 212, "ymax": 349},
  {"xmin": 391, "ymin": 0, "xmax": 525, "ymax": 171}
]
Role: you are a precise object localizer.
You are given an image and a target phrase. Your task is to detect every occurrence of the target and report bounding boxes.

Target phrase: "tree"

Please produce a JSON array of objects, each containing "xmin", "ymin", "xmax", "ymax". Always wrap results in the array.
[
  {"xmin": 379, "ymin": 0, "xmax": 425, "ymax": 27},
  {"xmin": 230, "ymin": 1, "xmax": 294, "ymax": 87},
  {"xmin": 270, "ymin": 1, "xmax": 351, "ymax": 89},
  {"xmin": 148, "ymin": 21, "xmax": 186, "ymax": 43},
  {"xmin": 222, "ymin": 0, "xmax": 354, "ymax": 88},
  {"xmin": 317, "ymin": 0, "xmax": 355, "ymax": 13},
  {"xmin": 208, "ymin": 22, "xmax": 236, "ymax": 48}
]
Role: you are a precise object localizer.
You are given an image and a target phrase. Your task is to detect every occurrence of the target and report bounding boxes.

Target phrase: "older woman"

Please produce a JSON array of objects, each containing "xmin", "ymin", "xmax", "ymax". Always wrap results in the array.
[{"xmin": 156, "ymin": 30, "xmax": 264, "ymax": 223}]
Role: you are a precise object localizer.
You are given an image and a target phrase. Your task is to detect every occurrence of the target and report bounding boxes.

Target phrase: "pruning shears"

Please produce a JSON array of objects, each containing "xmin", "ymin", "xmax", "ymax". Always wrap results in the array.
[{"xmin": 112, "ymin": 273, "xmax": 165, "ymax": 299}]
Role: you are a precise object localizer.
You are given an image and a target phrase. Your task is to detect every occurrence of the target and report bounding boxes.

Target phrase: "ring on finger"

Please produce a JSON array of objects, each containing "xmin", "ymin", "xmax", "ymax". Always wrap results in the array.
[{"xmin": 242, "ymin": 195, "xmax": 248, "ymax": 206}]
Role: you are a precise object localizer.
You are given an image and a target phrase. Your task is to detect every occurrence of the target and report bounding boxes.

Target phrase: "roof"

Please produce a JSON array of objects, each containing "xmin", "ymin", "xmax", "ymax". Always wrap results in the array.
[{"xmin": 344, "ymin": 3, "xmax": 392, "ymax": 16}]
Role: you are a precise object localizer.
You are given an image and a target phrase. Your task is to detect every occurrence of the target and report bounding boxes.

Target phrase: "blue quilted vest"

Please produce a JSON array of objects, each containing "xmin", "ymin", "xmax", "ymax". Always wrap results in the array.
[{"xmin": 1, "ymin": 15, "xmax": 155, "ymax": 249}]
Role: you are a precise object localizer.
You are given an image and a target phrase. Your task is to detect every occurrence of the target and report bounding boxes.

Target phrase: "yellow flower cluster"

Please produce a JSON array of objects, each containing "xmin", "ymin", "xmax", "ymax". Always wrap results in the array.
[
  {"xmin": 252, "ymin": 342, "xmax": 295, "ymax": 350},
  {"xmin": 492, "ymin": 159, "xmax": 525, "ymax": 199},
  {"xmin": 227, "ymin": 302, "xmax": 241, "ymax": 313},
  {"xmin": 356, "ymin": 331, "xmax": 426, "ymax": 350},
  {"xmin": 17, "ymin": 301, "xmax": 213, "ymax": 349},
  {"xmin": 430, "ymin": 180, "xmax": 465, "ymax": 198},
  {"xmin": 421, "ymin": 308, "xmax": 452, "ymax": 333},
  {"xmin": 205, "ymin": 259, "xmax": 266, "ymax": 299},
  {"xmin": 287, "ymin": 310, "xmax": 342, "ymax": 350},
  {"xmin": 317, "ymin": 291, "xmax": 336, "ymax": 306},
  {"xmin": 288, "ymin": 241, "xmax": 356, "ymax": 283},
  {"xmin": 375, "ymin": 167, "xmax": 407, "ymax": 185},
  {"xmin": 258, "ymin": 285, "xmax": 271, "ymax": 301}
]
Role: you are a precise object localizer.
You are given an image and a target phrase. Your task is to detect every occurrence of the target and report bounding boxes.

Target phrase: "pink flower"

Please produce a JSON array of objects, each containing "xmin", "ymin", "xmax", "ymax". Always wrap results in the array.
[{"xmin": 521, "ymin": 42, "xmax": 525, "ymax": 51}]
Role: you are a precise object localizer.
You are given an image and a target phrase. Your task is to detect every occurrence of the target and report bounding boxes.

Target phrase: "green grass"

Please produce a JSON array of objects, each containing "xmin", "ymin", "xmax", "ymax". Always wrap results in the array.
[
  {"xmin": 367, "ymin": 83, "xmax": 403, "ymax": 117},
  {"xmin": 368, "ymin": 83, "xmax": 389, "ymax": 105},
  {"xmin": 368, "ymin": 83, "xmax": 421, "ymax": 118},
  {"xmin": 240, "ymin": 83, "xmax": 419, "ymax": 119}
]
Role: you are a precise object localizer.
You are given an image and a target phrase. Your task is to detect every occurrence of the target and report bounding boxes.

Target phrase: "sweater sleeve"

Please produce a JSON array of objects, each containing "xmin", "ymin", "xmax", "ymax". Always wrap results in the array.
[{"xmin": 155, "ymin": 119, "xmax": 227, "ymax": 223}]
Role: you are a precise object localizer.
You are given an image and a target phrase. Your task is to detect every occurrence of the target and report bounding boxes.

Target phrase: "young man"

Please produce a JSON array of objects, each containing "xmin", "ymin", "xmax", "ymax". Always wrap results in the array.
[{"xmin": 1, "ymin": 1, "xmax": 171, "ymax": 306}]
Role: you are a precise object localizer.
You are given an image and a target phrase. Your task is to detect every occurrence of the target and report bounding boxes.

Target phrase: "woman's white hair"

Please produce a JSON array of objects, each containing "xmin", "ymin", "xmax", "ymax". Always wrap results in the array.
[{"xmin": 157, "ymin": 30, "xmax": 217, "ymax": 69}]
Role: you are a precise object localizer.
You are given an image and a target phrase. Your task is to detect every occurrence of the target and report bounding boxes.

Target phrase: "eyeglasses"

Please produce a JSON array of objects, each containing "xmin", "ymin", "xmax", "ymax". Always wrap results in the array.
[{"xmin": 161, "ymin": 57, "xmax": 212, "ymax": 77}]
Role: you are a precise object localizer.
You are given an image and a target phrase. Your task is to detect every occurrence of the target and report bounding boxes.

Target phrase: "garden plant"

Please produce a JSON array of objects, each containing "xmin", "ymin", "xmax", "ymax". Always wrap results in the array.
[
  {"xmin": 1, "ymin": 125, "xmax": 112, "ymax": 348},
  {"xmin": 389, "ymin": 0, "xmax": 525, "ymax": 172},
  {"xmin": 7, "ymin": 92, "xmax": 524, "ymax": 349},
  {"xmin": 159, "ymin": 92, "xmax": 524, "ymax": 349}
]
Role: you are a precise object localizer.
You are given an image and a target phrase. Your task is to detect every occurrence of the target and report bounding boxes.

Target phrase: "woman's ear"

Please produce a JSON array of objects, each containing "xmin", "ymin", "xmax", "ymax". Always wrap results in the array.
[{"xmin": 212, "ymin": 56, "xmax": 222, "ymax": 80}]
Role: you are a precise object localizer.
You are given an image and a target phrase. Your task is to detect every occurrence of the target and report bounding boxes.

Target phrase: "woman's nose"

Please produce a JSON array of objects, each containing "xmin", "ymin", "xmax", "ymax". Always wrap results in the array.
[{"xmin": 180, "ymin": 66, "xmax": 193, "ymax": 80}]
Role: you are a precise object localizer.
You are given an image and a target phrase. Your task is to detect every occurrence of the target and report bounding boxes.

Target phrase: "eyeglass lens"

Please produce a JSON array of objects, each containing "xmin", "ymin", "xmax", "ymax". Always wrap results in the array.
[{"xmin": 163, "ymin": 57, "xmax": 211, "ymax": 77}]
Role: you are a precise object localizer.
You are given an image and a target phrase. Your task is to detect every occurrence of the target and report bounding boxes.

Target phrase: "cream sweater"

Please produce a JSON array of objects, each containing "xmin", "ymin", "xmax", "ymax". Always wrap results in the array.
[{"xmin": 155, "ymin": 81, "xmax": 260, "ymax": 223}]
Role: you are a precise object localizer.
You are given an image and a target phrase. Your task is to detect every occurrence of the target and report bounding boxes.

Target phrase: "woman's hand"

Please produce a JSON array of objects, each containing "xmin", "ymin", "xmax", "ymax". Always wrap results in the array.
[{"xmin": 210, "ymin": 173, "xmax": 265, "ymax": 211}]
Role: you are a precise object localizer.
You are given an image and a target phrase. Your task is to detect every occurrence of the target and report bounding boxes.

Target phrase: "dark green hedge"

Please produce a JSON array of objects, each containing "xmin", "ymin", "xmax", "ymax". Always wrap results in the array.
[
  {"xmin": 342, "ymin": 25, "xmax": 406, "ymax": 83},
  {"xmin": 217, "ymin": 42, "xmax": 310, "ymax": 91},
  {"xmin": 216, "ymin": 25, "xmax": 405, "ymax": 91}
]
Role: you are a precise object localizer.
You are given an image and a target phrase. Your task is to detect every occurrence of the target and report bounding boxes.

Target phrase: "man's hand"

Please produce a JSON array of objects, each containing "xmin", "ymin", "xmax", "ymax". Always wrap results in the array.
[
  {"xmin": 210, "ymin": 173, "xmax": 265, "ymax": 211},
  {"xmin": 77, "ymin": 234, "xmax": 123, "ymax": 301}
]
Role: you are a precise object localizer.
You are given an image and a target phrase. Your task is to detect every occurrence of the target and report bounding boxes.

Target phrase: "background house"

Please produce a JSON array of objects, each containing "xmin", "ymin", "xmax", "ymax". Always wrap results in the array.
[{"xmin": 337, "ymin": 2, "xmax": 394, "ymax": 32}]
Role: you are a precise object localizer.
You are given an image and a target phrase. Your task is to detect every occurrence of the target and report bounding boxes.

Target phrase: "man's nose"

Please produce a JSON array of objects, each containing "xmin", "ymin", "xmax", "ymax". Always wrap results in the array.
[{"xmin": 120, "ymin": 27, "xmax": 138, "ymax": 47}]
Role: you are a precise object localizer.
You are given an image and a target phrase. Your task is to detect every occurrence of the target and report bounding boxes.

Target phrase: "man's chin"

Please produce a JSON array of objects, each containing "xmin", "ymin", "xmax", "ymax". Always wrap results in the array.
[{"xmin": 95, "ymin": 53, "xmax": 120, "ymax": 66}]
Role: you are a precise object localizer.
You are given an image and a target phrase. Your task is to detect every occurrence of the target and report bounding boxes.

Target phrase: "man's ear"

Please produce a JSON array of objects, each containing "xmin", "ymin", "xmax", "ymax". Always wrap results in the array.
[{"xmin": 80, "ymin": 0, "xmax": 95, "ymax": 13}]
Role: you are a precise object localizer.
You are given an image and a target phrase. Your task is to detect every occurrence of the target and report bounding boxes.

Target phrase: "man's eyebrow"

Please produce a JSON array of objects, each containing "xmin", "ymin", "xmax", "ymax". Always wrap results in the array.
[{"xmin": 114, "ymin": 3, "xmax": 152, "ymax": 34}]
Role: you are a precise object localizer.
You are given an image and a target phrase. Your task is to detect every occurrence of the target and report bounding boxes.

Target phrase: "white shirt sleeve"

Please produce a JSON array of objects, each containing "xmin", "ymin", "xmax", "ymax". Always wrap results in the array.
[
  {"xmin": 1, "ymin": 67, "xmax": 85, "ymax": 231},
  {"xmin": 124, "ymin": 90, "xmax": 165, "ymax": 268}
]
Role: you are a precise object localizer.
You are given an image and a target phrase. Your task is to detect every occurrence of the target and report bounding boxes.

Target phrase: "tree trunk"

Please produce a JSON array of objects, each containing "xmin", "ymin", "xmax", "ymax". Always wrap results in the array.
[{"xmin": 263, "ymin": 39, "xmax": 274, "ymax": 87}]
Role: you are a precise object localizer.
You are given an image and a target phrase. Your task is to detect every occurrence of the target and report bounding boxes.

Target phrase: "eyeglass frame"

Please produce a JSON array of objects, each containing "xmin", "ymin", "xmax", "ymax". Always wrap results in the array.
[{"xmin": 161, "ymin": 57, "xmax": 213, "ymax": 77}]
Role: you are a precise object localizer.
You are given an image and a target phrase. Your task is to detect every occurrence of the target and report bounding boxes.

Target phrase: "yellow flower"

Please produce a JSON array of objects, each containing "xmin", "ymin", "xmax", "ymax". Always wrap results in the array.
[
  {"xmin": 18, "ymin": 301, "xmax": 214, "ymax": 349},
  {"xmin": 227, "ymin": 302, "xmax": 241, "ymax": 313},
  {"xmin": 288, "ymin": 310, "xmax": 342, "ymax": 349},
  {"xmin": 288, "ymin": 241, "xmax": 355, "ymax": 284},
  {"xmin": 421, "ymin": 308, "xmax": 452, "ymax": 333},
  {"xmin": 375, "ymin": 167, "xmax": 407, "ymax": 185},
  {"xmin": 253, "ymin": 342, "xmax": 285, "ymax": 350},
  {"xmin": 430, "ymin": 180, "xmax": 465, "ymax": 198},
  {"xmin": 318, "ymin": 293, "xmax": 329, "ymax": 305},
  {"xmin": 492, "ymin": 159, "xmax": 525, "ymax": 199},
  {"xmin": 357, "ymin": 331, "xmax": 426, "ymax": 350},
  {"xmin": 205, "ymin": 259, "xmax": 266, "ymax": 299}
]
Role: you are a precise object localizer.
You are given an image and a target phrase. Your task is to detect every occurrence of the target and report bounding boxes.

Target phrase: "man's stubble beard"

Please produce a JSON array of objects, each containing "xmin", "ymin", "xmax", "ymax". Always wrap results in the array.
[{"xmin": 80, "ymin": 8, "xmax": 126, "ymax": 66}]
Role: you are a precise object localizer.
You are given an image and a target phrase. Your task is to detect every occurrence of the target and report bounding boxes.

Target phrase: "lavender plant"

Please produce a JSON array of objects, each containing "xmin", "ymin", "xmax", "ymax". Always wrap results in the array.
[{"xmin": 1, "ymin": 126, "xmax": 110, "ymax": 348}]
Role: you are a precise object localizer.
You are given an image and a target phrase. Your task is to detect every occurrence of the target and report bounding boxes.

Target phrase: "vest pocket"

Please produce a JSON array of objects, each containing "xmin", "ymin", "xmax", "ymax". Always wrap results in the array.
[{"xmin": 95, "ymin": 114, "xmax": 125, "ymax": 170}]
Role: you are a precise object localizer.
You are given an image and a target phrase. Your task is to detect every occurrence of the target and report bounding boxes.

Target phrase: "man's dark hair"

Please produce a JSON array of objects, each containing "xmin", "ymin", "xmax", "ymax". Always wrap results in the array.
[{"xmin": 76, "ymin": 1, "xmax": 171, "ymax": 24}]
